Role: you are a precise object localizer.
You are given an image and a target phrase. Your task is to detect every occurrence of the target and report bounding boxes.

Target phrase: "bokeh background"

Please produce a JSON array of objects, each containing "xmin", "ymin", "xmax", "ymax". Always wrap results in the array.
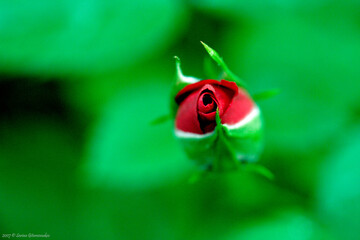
[{"xmin": 1, "ymin": 0, "xmax": 360, "ymax": 239}]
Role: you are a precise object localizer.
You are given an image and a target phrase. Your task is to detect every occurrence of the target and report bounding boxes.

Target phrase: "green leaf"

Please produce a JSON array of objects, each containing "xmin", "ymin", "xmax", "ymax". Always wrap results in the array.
[
  {"xmin": 252, "ymin": 88, "xmax": 281, "ymax": 101},
  {"xmin": 0, "ymin": 0, "xmax": 187, "ymax": 77},
  {"xmin": 84, "ymin": 78, "xmax": 193, "ymax": 191},
  {"xmin": 317, "ymin": 127, "xmax": 360, "ymax": 240},
  {"xmin": 200, "ymin": 41, "xmax": 247, "ymax": 88},
  {"xmin": 0, "ymin": 119, "xmax": 85, "ymax": 239},
  {"xmin": 225, "ymin": 209, "xmax": 332, "ymax": 240},
  {"xmin": 191, "ymin": 0, "xmax": 337, "ymax": 21}
]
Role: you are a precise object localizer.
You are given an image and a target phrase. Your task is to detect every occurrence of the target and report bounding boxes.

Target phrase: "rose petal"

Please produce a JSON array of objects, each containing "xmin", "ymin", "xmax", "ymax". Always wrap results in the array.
[
  {"xmin": 221, "ymin": 88, "xmax": 254, "ymax": 125},
  {"xmin": 175, "ymin": 79, "xmax": 252, "ymax": 134},
  {"xmin": 198, "ymin": 92, "xmax": 217, "ymax": 113},
  {"xmin": 175, "ymin": 90, "xmax": 203, "ymax": 134},
  {"xmin": 202, "ymin": 122, "xmax": 216, "ymax": 133},
  {"xmin": 198, "ymin": 111, "xmax": 217, "ymax": 121},
  {"xmin": 175, "ymin": 80, "xmax": 223, "ymax": 104},
  {"xmin": 212, "ymin": 83, "xmax": 236, "ymax": 115},
  {"xmin": 197, "ymin": 84, "xmax": 219, "ymax": 113}
]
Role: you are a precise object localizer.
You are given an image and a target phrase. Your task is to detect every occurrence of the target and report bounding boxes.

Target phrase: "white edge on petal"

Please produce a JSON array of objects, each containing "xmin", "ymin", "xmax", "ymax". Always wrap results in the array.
[
  {"xmin": 175, "ymin": 129, "xmax": 214, "ymax": 139},
  {"xmin": 223, "ymin": 106, "xmax": 260, "ymax": 130},
  {"xmin": 175, "ymin": 106, "xmax": 260, "ymax": 139}
]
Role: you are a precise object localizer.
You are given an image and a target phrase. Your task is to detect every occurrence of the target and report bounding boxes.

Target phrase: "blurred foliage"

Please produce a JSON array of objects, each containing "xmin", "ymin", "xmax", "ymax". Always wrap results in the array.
[
  {"xmin": 1, "ymin": 0, "xmax": 360, "ymax": 239},
  {"xmin": 317, "ymin": 127, "xmax": 360, "ymax": 240},
  {"xmin": 0, "ymin": 0, "xmax": 186, "ymax": 77},
  {"xmin": 225, "ymin": 209, "xmax": 332, "ymax": 240},
  {"xmin": 83, "ymin": 77, "xmax": 193, "ymax": 190}
]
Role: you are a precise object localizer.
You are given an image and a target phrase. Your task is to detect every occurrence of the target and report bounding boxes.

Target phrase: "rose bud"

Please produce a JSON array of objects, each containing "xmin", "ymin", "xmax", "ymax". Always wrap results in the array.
[
  {"xmin": 170, "ymin": 43, "xmax": 264, "ymax": 172},
  {"xmin": 174, "ymin": 79, "xmax": 263, "ymax": 171}
]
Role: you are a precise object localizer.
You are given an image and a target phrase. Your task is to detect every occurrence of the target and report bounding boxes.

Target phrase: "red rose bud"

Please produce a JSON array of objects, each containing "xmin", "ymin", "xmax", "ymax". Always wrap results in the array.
[
  {"xmin": 174, "ymin": 79, "xmax": 263, "ymax": 171},
  {"xmin": 169, "ymin": 43, "xmax": 264, "ymax": 171}
]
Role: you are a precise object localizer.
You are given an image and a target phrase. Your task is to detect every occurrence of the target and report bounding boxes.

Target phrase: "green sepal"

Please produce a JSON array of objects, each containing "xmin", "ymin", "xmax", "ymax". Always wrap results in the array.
[
  {"xmin": 177, "ymin": 107, "xmax": 264, "ymax": 171},
  {"xmin": 252, "ymin": 88, "xmax": 281, "ymax": 101},
  {"xmin": 153, "ymin": 57, "xmax": 200, "ymax": 123},
  {"xmin": 170, "ymin": 56, "xmax": 200, "ymax": 117},
  {"xmin": 222, "ymin": 109, "xmax": 264, "ymax": 162},
  {"xmin": 241, "ymin": 163, "xmax": 274, "ymax": 180},
  {"xmin": 177, "ymin": 131, "xmax": 218, "ymax": 167},
  {"xmin": 180, "ymin": 107, "xmax": 272, "ymax": 177},
  {"xmin": 188, "ymin": 163, "xmax": 274, "ymax": 183},
  {"xmin": 174, "ymin": 56, "xmax": 200, "ymax": 86},
  {"xmin": 211, "ymin": 109, "xmax": 240, "ymax": 172},
  {"xmin": 200, "ymin": 41, "xmax": 247, "ymax": 89},
  {"xmin": 150, "ymin": 114, "xmax": 171, "ymax": 125}
]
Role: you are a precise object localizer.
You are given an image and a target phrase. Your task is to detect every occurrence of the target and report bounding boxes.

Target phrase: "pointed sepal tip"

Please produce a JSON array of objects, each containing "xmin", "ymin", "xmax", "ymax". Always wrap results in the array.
[{"xmin": 200, "ymin": 41, "xmax": 247, "ymax": 89}]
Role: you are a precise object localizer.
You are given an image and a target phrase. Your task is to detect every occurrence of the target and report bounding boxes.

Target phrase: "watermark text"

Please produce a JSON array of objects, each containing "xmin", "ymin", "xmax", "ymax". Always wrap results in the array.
[{"xmin": 2, "ymin": 233, "xmax": 50, "ymax": 239}]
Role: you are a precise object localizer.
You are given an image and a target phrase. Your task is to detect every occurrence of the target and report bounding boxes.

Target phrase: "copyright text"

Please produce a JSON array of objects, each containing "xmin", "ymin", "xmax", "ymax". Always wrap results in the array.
[{"xmin": 2, "ymin": 233, "xmax": 50, "ymax": 239}]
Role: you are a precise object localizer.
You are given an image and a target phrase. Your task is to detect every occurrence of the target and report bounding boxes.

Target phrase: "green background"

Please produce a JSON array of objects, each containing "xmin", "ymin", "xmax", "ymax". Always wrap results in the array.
[{"xmin": 0, "ymin": 0, "xmax": 359, "ymax": 239}]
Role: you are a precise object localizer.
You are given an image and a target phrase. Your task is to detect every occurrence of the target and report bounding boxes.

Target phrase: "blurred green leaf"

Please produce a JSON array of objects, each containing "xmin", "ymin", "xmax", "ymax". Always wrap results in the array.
[
  {"xmin": 83, "ymin": 78, "xmax": 193, "ymax": 191},
  {"xmin": 222, "ymin": 172, "xmax": 301, "ymax": 215},
  {"xmin": 317, "ymin": 127, "xmax": 360, "ymax": 240},
  {"xmin": 0, "ymin": 0, "xmax": 187, "ymax": 77},
  {"xmin": 0, "ymin": 119, "xmax": 84, "ymax": 239},
  {"xmin": 191, "ymin": 0, "xmax": 359, "ymax": 21},
  {"xmin": 78, "ymin": 181, "xmax": 205, "ymax": 240},
  {"xmin": 225, "ymin": 209, "xmax": 332, "ymax": 240}
]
